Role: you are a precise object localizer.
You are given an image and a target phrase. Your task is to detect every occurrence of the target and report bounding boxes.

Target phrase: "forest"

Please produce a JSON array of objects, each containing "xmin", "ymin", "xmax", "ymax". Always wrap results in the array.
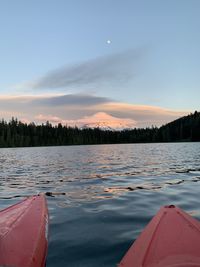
[{"xmin": 0, "ymin": 111, "xmax": 199, "ymax": 148}]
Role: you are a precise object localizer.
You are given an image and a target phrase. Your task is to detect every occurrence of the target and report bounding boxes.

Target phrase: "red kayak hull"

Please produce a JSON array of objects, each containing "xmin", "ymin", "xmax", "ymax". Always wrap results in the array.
[
  {"xmin": 0, "ymin": 195, "xmax": 48, "ymax": 267},
  {"xmin": 119, "ymin": 205, "xmax": 200, "ymax": 267}
]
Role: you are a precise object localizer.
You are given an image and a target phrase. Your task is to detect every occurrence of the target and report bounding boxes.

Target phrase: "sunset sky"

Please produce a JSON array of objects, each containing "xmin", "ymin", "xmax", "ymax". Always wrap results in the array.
[{"xmin": 0, "ymin": 0, "xmax": 199, "ymax": 128}]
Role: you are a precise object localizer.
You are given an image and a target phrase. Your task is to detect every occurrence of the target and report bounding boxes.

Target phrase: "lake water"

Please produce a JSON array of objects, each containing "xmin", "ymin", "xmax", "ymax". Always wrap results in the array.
[{"xmin": 0, "ymin": 143, "xmax": 200, "ymax": 266}]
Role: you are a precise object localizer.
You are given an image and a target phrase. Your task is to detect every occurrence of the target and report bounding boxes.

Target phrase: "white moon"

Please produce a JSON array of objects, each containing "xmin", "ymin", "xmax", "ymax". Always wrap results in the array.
[{"xmin": 107, "ymin": 40, "xmax": 111, "ymax": 44}]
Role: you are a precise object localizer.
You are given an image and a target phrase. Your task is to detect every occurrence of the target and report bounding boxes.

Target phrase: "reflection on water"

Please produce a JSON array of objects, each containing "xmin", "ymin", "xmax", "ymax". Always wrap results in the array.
[{"xmin": 0, "ymin": 143, "xmax": 200, "ymax": 266}]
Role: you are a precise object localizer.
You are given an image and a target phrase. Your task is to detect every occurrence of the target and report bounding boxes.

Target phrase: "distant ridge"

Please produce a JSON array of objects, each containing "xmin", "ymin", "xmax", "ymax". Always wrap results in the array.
[
  {"xmin": 158, "ymin": 110, "xmax": 200, "ymax": 142},
  {"xmin": 0, "ymin": 111, "xmax": 199, "ymax": 147}
]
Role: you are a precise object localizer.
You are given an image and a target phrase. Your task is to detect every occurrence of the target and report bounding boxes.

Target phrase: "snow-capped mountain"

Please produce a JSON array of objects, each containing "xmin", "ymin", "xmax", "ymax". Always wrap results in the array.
[{"xmin": 79, "ymin": 112, "xmax": 136, "ymax": 130}]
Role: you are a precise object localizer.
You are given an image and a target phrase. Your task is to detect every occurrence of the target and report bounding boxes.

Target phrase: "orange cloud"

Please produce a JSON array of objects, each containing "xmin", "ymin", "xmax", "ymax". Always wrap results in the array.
[
  {"xmin": 90, "ymin": 102, "xmax": 187, "ymax": 127},
  {"xmin": 0, "ymin": 94, "xmax": 190, "ymax": 128}
]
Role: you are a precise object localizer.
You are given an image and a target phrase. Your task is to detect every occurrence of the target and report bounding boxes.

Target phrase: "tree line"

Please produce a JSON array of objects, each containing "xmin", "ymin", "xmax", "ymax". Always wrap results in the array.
[{"xmin": 0, "ymin": 111, "xmax": 199, "ymax": 148}]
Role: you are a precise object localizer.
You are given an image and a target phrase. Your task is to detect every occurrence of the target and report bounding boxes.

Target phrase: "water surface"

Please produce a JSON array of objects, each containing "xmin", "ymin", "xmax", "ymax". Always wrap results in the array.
[{"xmin": 0, "ymin": 143, "xmax": 200, "ymax": 266}]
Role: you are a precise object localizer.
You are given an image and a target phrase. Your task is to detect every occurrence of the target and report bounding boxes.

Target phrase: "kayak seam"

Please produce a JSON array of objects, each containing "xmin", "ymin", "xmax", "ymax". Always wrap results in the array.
[
  {"xmin": 142, "ymin": 211, "xmax": 167, "ymax": 267},
  {"xmin": 0, "ymin": 197, "xmax": 29, "ymax": 214},
  {"xmin": 0, "ymin": 197, "xmax": 35, "ymax": 239},
  {"xmin": 176, "ymin": 210, "xmax": 200, "ymax": 233},
  {"xmin": 27, "ymin": 196, "xmax": 47, "ymax": 267}
]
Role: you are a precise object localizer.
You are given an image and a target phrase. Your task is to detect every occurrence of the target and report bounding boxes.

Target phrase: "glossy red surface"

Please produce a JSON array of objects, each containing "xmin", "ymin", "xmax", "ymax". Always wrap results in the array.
[
  {"xmin": 119, "ymin": 205, "xmax": 200, "ymax": 267},
  {"xmin": 0, "ymin": 195, "xmax": 48, "ymax": 267}
]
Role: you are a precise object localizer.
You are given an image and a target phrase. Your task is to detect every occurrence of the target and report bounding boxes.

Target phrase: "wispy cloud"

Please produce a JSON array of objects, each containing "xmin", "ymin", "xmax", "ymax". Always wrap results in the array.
[{"xmin": 15, "ymin": 50, "xmax": 142, "ymax": 91}]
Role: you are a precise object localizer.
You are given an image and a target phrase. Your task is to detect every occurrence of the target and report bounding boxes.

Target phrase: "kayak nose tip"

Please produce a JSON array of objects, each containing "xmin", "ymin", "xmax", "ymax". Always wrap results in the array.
[{"xmin": 165, "ymin": 204, "xmax": 176, "ymax": 208}]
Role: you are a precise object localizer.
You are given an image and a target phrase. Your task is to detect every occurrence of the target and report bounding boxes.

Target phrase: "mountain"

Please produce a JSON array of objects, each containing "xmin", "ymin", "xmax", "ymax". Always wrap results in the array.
[
  {"xmin": 81, "ymin": 121, "xmax": 133, "ymax": 131},
  {"xmin": 78, "ymin": 112, "xmax": 136, "ymax": 131}
]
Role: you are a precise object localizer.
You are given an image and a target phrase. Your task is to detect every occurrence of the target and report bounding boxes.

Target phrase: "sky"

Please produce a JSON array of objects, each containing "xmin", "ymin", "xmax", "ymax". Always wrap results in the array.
[{"xmin": 0, "ymin": 0, "xmax": 199, "ymax": 128}]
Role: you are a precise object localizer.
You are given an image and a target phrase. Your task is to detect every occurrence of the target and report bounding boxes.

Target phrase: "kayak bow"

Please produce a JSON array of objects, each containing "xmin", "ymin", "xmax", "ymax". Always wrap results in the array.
[
  {"xmin": 0, "ymin": 195, "xmax": 48, "ymax": 267},
  {"xmin": 119, "ymin": 205, "xmax": 200, "ymax": 267}
]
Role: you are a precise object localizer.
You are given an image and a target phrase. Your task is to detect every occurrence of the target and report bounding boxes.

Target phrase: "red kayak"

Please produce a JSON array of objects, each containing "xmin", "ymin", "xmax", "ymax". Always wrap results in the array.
[
  {"xmin": 119, "ymin": 205, "xmax": 200, "ymax": 267},
  {"xmin": 0, "ymin": 195, "xmax": 48, "ymax": 267}
]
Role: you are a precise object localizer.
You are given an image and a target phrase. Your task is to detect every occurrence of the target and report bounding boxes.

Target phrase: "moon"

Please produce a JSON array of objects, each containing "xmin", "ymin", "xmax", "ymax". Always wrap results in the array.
[{"xmin": 107, "ymin": 40, "xmax": 111, "ymax": 44}]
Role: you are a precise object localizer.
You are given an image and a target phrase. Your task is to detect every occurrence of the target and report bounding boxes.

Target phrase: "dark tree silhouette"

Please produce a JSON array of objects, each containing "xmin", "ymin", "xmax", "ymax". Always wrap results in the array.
[{"xmin": 0, "ymin": 111, "xmax": 199, "ymax": 148}]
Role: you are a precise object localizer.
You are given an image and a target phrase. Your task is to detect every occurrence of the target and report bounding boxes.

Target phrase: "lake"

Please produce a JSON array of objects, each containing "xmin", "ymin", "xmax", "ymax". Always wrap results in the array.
[{"xmin": 0, "ymin": 143, "xmax": 200, "ymax": 266}]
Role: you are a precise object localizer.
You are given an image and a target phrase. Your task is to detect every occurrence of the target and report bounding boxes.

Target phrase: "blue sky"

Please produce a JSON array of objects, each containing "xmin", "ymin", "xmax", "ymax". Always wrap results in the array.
[{"xmin": 0, "ymin": 0, "xmax": 199, "ymax": 127}]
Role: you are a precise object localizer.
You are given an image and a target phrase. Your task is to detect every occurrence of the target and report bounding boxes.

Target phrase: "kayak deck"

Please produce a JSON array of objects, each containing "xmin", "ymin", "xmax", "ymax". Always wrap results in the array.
[
  {"xmin": 0, "ymin": 195, "xmax": 48, "ymax": 267},
  {"xmin": 119, "ymin": 205, "xmax": 200, "ymax": 267}
]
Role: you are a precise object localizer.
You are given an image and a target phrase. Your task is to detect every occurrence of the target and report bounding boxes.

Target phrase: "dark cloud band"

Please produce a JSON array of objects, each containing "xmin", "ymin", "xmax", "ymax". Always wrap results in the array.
[
  {"xmin": 33, "ymin": 94, "xmax": 113, "ymax": 106},
  {"xmin": 25, "ymin": 49, "xmax": 141, "ymax": 90}
]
